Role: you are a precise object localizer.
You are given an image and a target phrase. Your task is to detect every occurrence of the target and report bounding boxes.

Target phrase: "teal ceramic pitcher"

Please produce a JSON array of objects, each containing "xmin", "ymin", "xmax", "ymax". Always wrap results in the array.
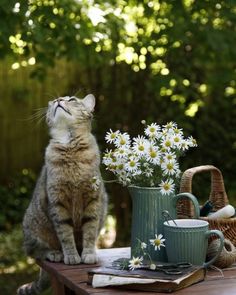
[{"xmin": 128, "ymin": 186, "xmax": 200, "ymax": 262}]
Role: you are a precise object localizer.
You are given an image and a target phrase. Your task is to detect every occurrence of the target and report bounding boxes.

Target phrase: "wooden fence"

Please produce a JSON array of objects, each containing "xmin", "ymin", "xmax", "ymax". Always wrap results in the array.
[{"xmin": 0, "ymin": 59, "xmax": 78, "ymax": 181}]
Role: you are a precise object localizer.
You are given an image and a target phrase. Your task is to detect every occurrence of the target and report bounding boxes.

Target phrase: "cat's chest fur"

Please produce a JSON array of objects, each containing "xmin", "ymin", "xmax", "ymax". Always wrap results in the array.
[
  {"xmin": 46, "ymin": 134, "xmax": 99, "ymax": 181},
  {"xmin": 44, "ymin": 133, "xmax": 100, "ymax": 221}
]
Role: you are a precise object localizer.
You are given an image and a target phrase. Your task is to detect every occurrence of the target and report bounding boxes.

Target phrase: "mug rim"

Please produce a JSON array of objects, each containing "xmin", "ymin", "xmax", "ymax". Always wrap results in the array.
[
  {"xmin": 128, "ymin": 185, "xmax": 161, "ymax": 190},
  {"xmin": 164, "ymin": 219, "xmax": 209, "ymax": 228}
]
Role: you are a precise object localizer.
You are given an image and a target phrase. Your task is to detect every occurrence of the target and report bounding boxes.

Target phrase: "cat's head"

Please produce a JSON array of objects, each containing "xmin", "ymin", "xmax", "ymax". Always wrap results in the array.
[{"xmin": 46, "ymin": 94, "xmax": 95, "ymax": 128}]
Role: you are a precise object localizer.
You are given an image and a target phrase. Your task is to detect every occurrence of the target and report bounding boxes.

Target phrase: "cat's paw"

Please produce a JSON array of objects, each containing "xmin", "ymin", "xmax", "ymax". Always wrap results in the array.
[
  {"xmin": 64, "ymin": 253, "xmax": 81, "ymax": 265},
  {"xmin": 46, "ymin": 250, "xmax": 63, "ymax": 262},
  {"xmin": 81, "ymin": 249, "xmax": 97, "ymax": 264}
]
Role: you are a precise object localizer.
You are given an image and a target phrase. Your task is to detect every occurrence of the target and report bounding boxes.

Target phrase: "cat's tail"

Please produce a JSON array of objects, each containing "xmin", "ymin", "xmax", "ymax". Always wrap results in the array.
[{"xmin": 17, "ymin": 268, "xmax": 50, "ymax": 295}]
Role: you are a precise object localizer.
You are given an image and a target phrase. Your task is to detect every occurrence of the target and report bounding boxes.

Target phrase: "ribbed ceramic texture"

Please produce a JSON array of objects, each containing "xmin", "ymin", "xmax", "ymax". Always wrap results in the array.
[
  {"xmin": 129, "ymin": 186, "xmax": 173, "ymax": 262},
  {"xmin": 164, "ymin": 224, "xmax": 209, "ymax": 265}
]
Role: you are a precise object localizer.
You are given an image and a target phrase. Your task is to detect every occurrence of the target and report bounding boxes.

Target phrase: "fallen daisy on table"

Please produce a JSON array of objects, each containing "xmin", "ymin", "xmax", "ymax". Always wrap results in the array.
[
  {"xmin": 150, "ymin": 234, "xmax": 166, "ymax": 251},
  {"xmin": 128, "ymin": 256, "xmax": 143, "ymax": 270}
]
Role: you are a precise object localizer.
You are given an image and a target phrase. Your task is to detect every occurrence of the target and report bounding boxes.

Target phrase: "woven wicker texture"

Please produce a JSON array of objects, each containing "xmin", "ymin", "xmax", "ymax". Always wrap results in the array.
[{"xmin": 177, "ymin": 165, "xmax": 236, "ymax": 246}]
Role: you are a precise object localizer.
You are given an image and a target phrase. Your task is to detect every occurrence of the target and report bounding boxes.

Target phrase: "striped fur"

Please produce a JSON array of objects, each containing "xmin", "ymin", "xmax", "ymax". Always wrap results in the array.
[{"xmin": 17, "ymin": 95, "xmax": 108, "ymax": 294}]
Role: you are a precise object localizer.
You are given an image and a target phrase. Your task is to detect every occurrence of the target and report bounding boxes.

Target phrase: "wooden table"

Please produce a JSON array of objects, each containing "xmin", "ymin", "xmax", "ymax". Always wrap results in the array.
[{"xmin": 38, "ymin": 247, "xmax": 236, "ymax": 295}]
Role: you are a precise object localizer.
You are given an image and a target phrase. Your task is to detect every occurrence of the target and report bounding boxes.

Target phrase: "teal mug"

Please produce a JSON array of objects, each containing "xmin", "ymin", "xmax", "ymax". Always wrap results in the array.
[{"xmin": 163, "ymin": 219, "xmax": 224, "ymax": 267}]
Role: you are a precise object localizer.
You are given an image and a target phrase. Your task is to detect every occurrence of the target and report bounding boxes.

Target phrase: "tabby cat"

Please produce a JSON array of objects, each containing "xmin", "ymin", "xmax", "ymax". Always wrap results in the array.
[{"xmin": 17, "ymin": 94, "xmax": 108, "ymax": 295}]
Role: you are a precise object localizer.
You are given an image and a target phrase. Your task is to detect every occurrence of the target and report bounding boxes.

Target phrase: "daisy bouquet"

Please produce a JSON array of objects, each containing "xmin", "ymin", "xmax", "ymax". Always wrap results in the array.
[{"xmin": 103, "ymin": 121, "xmax": 197, "ymax": 195}]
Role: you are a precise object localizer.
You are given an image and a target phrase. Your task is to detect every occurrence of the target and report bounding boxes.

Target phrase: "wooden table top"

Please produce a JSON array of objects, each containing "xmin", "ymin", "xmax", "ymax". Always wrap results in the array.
[{"xmin": 38, "ymin": 247, "xmax": 236, "ymax": 295}]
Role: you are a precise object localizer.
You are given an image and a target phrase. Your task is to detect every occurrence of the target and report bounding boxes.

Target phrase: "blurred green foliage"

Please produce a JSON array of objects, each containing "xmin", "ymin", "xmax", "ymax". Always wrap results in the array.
[
  {"xmin": 0, "ymin": 226, "xmax": 51, "ymax": 295},
  {"xmin": 0, "ymin": 169, "xmax": 36, "ymax": 231}
]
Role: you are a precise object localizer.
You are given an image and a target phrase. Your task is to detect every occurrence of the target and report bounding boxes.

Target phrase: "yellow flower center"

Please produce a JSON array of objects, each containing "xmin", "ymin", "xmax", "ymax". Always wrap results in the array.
[
  {"xmin": 129, "ymin": 160, "xmax": 136, "ymax": 167},
  {"xmin": 167, "ymin": 163, "xmax": 174, "ymax": 170},
  {"xmin": 161, "ymin": 147, "xmax": 167, "ymax": 153},
  {"xmin": 163, "ymin": 183, "xmax": 171, "ymax": 190},
  {"xmin": 174, "ymin": 128, "xmax": 182, "ymax": 134},
  {"xmin": 120, "ymin": 138, "xmax": 126, "ymax": 145},
  {"xmin": 138, "ymin": 145, "xmax": 144, "ymax": 151},
  {"xmin": 154, "ymin": 239, "xmax": 161, "ymax": 246},
  {"xmin": 150, "ymin": 150, "xmax": 157, "ymax": 158},
  {"xmin": 165, "ymin": 140, "xmax": 171, "ymax": 147}
]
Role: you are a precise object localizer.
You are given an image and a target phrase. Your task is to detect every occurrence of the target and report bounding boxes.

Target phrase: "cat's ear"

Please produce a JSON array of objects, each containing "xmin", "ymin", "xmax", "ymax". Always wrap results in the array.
[{"xmin": 83, "ymin": 94, "xmax": 95, "ymax": 112}]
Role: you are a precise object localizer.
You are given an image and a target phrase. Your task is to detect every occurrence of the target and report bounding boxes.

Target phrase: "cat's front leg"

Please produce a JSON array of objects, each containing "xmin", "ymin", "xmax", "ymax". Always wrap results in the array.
[
  {"xmin": 48, "ymin": 200, "xmax": 81, "ymax": 265},
  {"xmin": 81, "ymin": 207, "xmax": 100, "ymax": 264}
]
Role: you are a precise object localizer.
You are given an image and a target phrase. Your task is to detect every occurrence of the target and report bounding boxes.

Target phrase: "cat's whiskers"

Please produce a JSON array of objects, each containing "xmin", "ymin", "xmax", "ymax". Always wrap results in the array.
[{"xmin": 24, "ymin": 107, "xmax": 48, "ymax": 124}]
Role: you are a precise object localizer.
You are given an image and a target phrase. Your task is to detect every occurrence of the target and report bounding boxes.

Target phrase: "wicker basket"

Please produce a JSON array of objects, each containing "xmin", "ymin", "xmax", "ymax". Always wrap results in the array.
[{"xmin": 177, "ymin": 165, "xmax": 236, "ymax": 246}]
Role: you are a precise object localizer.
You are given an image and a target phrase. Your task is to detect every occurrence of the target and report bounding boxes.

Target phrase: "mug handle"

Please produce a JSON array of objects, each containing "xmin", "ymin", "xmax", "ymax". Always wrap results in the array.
[
  {"xmin": 173, "ymin": 193, "xmax": 200, "ymax": 218},
  {"xmin": 203, "ymin": 230, "xmax": 224, "ymax": 268}
]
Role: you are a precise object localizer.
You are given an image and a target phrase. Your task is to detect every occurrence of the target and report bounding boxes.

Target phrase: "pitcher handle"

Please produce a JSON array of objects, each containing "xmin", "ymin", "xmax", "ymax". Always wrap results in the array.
[
  {"xmin": 173, "ymin": 193, "xmax": 200, "ymax": 218},
  {"xmin": 203, "ymin": 230, "xmax": 224, "ymax": 268}
]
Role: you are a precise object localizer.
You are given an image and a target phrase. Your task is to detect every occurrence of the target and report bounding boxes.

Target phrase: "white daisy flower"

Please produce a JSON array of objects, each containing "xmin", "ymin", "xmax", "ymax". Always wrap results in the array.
[
  {"xmin": 180, "ymin": 140, "xmax": 190, "ymax": 151},
  {"xmin": 140, "ymin": 242, "xmax": 147, "ymax": 249},
  {"xmin": 144, "ymin": 166, "xmax": 154, "ymax": 177},
  {"xmin": 114, "ymin": 132, "xmax": 131, "ymax": 148},
  {"xmin": 128, "ymin": 256, "xmax": 143, "ymax": 270},
  {"xmin": 132, "ymin": 136, "xmax": 150, "ymax": 155},
  {"xmin": 147, "ymin": 145, "xmax": 160, "ymax": 164},
  {"xmin": 144, "ymin": 123, "xmax": 160, "ymax": 139},
  {"xmin": 117, "ymin": 171, "xmax": 132, "ymax": 186},
  {"xmin": 105, "ymin": 129, "xmax": 120, "ymax": 143},
  {"xmin": 163, "ymin": 121, "xmax": 178, "ymax": 130},
  {"xmin": 115, "ymin": 160, "xmax": 126, "ymax": 172},
  {"xmin": 187, "ymin": 136, "xmax": 197, "ymax": 147},
  {"xmin": 161, "ymin": 136, "xmax": 174, "ymax": 150},
  {"xmin": 173, "ymin": 127, "xmax": 183, "ymax": 135},
  {"xmin": 91, "ymin": 176, "xmax": 101, "ymax": 191},
  {"xmin": 102, "ymin": 150, "xmax": 114, "ymax": 166},
  {"xmin": 159, "ymin": 179, "xmax": 175, "ymax": 195},
  {"xmin": 150, "ymin": 234, "xmax": 166, "ymax": 251},
  {"xmin": 172, "ymin": 134, "xmax": 184, "ymax": 147},
  {"xmin": 125, "ymin": 156, "xmax": 140, "ymax": 172},
  {"xmin": 114, "ymin": 147, "xmax": 129, "ymax": 158},
  {"xmin": 163, "ymin": 152, "xmax": 176, "ymax": 162},
  {"xmin": 161, "ymin": 160, "xmax": 179, "ymax": 176}
]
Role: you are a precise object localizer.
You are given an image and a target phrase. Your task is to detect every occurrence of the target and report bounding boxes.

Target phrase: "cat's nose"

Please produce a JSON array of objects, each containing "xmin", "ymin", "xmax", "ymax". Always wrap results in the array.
[{"xmin": 56, "ymin": 98, "xmax": 64, "ymax": 105}]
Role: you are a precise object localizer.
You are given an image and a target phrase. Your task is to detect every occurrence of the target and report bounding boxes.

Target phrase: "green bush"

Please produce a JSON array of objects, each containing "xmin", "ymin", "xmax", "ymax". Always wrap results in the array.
[{"xmin": 0, "ymin": 169, "xmax": 35, "ymax": 231}]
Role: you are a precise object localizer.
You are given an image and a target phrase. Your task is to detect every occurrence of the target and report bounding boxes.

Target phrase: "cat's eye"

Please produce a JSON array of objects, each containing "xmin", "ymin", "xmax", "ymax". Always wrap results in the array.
[{"xmin": 68, "ymin": 97, "xmax": 77, "ymax": 102}]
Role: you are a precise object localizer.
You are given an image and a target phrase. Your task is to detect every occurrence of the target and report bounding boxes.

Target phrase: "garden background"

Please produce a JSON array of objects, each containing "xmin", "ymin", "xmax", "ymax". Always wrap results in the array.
[{"xmin": 1, "ymin": 1, "xmax": 236, "ymax": 294}]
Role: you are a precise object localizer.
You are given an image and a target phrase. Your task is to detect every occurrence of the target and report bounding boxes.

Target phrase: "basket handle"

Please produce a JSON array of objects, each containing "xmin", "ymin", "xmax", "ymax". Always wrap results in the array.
[{"xmin": 177, "ymin": 165, "xmax": 228, "ymax": 218}]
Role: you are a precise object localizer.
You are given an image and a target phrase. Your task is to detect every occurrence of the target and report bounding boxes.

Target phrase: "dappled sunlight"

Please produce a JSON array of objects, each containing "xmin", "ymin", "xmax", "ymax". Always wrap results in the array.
[
  {"xmin": 185, "ymin": 100, "xmax": 204, "ymax": 117},
  {"xmin": 0, "ymin": 257, "xmax": 37, "ymax": 275}
]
